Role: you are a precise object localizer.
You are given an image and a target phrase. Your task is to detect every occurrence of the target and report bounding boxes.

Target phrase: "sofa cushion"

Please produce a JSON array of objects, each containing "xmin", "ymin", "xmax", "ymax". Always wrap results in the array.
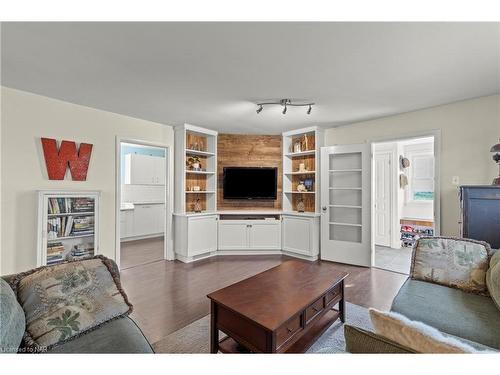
[
  {"xmin": 369, "ymin": 308, "xmax": 491, "ymax": 353},
  {"xmin": 0, "ymin": 278, "xmax": 26, "ymax": 353},
  {"xmin": 47, "ymin": 317, "xmax": 153, "ymax": 353},
  {"xmin": 392, "ymin": 278, "xmax": 500, "ymax": 350},
  {"xmin": 10, "ymin": 256, "xmax": 132, "ymax": 351},
  {"xmin": 411, "ymin": 237, "xmax": 490, "ymax": 294},
  {"xmin": 486, "ymin": 250, "xmax": 500, "ymax": 310}
]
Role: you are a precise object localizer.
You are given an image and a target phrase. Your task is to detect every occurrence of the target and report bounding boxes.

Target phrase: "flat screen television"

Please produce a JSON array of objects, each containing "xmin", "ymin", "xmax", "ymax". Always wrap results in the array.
[{"xmin": 223, "ymin": 167, "xmax": 277, "ymax": 200}]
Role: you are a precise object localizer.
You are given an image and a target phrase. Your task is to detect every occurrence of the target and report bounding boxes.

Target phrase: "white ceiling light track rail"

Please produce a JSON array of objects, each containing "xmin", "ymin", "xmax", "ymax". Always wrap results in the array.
[{"xmin": 256, "ymin": 99, "xmax": 315, "ymax": 115}]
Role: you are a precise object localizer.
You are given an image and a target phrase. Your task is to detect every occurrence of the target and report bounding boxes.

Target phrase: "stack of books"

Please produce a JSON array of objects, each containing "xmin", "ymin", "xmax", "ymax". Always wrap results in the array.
[
  {"xmin": 71, "ymin": 243, "xmax": 94, "ymax": 260},
  {"xmin": 47, "ymin": 242, "xmax": 65, "ymax": 265},
  {"xmin": 47, "ymin": 216, "xmax": 76, "ymax": 238},
  {"xmin": 72, "ymin": 198, "xmax": 94, "ymax": 213},
  {"xmin": 71, "ymin": 217, "xmax": 94, "ymax": 236}
]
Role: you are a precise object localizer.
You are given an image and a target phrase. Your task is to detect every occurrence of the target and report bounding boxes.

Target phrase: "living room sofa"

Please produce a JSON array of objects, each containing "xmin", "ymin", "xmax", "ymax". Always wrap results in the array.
[
  {"xmin": 0, "ymin": 260, "xmax": 154, "ymax": 354},
  {"xmin": 345, "ymin": 237, "xmax": 500, "ymax": 353}
]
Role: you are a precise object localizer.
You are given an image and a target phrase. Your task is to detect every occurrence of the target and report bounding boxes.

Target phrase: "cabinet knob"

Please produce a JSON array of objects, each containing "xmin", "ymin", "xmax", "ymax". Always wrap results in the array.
[{"xmin": 322, "ymin": 206, "xmax": 328, "ymax": 212}]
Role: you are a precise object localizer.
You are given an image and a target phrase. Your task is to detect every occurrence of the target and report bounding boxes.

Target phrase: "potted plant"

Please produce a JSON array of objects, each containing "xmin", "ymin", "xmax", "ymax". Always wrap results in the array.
[{"xmin": 187, "ymin": 156, "xmax": 201, "ymax": 170}]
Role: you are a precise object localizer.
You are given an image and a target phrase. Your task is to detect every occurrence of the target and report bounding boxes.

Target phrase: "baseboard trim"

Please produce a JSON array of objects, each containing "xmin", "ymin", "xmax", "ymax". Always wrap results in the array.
[
  {"xmin": 120, "ymin": 233, "xmax": 164, "ymax": 242},
  {"xmin": 175, "ymin": 249, "xmax": 318, "ymax": 263}
]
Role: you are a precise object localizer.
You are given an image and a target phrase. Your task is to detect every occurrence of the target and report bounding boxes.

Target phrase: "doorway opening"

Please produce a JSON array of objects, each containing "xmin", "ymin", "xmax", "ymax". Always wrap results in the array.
[
  {"xmin": 118, "ymin": 141, "xmax": 169, "ymax": 270},
  {"xmin": 372, "ymin": 136, "xmax": 436, "ymax": 274}
]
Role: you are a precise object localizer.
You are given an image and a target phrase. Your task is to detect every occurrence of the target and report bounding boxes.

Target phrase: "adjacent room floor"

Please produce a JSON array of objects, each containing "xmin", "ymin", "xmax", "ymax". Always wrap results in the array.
[
  {"xmin": 374, "ymin": 245, "xmax": 412, "ymax": 274},
  {"xmin": 120, "ymin": 237, "xmax": 164, "ymax": 270},
  {"xmin": 120, "ymin": 255, "xmax": 408, "ymax": 346}
]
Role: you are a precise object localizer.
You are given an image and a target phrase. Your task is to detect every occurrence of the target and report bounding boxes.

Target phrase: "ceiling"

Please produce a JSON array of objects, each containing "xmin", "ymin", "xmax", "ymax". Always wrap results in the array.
[{"xmin": 1, "ymin": 22, "xmax": 499, "ymax": 134}]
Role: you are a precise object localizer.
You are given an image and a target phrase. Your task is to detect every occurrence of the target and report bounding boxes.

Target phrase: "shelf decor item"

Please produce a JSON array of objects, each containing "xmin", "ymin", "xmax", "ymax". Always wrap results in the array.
[
  {"xmin": 193, "ymin": 198, "xmax": 202, "ymax": 213},
  {"xmin": 297, "ymin": 181, "xmax": 307, "ymax": 192},
  {"xmin": 298, "ymin": 163, "xmax": 307, "ymax": 172},
  {"xmin": 491, "ymin": 139, "xmax": 500, "ymax": 185},
  {"xmin": 296, "ymin": 198, "xmax": 305, "ymax": 213},
  {"xmin": 304, "ymin": 178, "xmax": 314, "ymax": 191},
  {"xmin": 187, "ymin": 155, "xmax": 201, "ymax": 170}
]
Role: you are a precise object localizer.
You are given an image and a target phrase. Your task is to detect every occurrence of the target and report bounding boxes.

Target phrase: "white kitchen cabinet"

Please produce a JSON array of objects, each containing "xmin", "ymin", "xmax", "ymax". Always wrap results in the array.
[
  {"xmin": 120, "ymin": 203, "xmax": 164, "ymax": 240},
  {"xmin": 125, "ymin": 154, "xmax": 165, "ymax": 185},
  {"xmin": 218, "ymin": 219, "xmax": 281, "ymax": 251},
  {"xmin": 174, "ymin": 214, "xmax": 218, "ymax": 262},
  {"xmin": 281, "ymin": 214, "xmax": 319, "ymax": 259},
  {"xmin": 120, "ymin": 209, "xmax": 134, "ymax": 239}
]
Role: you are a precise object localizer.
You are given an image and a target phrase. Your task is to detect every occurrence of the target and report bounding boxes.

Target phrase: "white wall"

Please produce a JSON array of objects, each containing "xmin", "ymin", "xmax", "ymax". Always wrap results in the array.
[
  {"xmin": 1, "ymin": 87, "xmax": 174, "ymax": 274},
  {"xmin": 325, "ymin": 94, "xmax": 500, "ymax": 237}
]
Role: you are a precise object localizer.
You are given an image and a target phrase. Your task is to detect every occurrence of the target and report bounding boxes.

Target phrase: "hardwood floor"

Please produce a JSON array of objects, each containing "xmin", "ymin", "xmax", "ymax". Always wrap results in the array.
[
  {"xmin": 120, "ymin": 255, "xmax": 408, "ymax": 345},
  {"xmin": 120, "ymin": 237, "xmax": 164, "ymax": 270}
]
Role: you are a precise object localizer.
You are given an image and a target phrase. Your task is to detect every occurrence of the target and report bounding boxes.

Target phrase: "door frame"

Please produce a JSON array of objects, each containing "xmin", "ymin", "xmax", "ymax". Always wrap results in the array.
[
  {"xmin": 115, "ymin": 137, "xmax": 174, "ymax": 269},
  {"xmin": 369, "ymin": 130, "xmax": 441, "ymax": 254}
]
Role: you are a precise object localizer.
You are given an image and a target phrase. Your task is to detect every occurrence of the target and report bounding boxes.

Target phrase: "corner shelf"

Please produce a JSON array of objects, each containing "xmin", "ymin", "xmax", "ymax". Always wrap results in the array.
[
  {"xmin": 282, "ymin": 127, "xmax": 323, "ymax": 214},
  {"xmin": 185, "ymin": 149, "xmax": 215, "ymax": 157}
]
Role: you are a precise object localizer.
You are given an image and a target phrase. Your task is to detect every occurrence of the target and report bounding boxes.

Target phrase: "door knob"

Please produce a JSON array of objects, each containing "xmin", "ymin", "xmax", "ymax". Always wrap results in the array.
[{"xmin": 322, "ymin": 206, "xmax": 327, "ymax": 212}]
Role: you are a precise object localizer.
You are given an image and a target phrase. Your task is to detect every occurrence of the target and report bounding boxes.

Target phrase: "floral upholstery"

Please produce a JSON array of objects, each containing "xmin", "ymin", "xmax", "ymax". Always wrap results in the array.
[
  {"xmin": 10, "ymin": 256, "xmax": 132, "ymax": 351},
  {"xmin": 411, "ymin": 237, "xmax": 491, "ymax": 294}
]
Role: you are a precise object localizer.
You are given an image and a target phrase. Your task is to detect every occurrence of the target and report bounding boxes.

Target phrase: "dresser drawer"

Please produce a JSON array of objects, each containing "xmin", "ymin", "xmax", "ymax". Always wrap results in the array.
[
  {"xmin": 325, "ymin": 285, "xmax": 342, "ymax": 305},
  {"xmin": 276, "ymin": 314, "xmax": 302, "ymax": 348},
  {"xmin": 305, "ymin": 297, "xmax": 325, "ymax": 324}
]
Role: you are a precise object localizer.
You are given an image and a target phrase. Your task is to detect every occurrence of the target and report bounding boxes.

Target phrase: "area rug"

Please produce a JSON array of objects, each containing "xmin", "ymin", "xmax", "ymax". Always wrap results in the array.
[{"xmin": 152, "ymin": 302, "xmax": 373, "ymax": 353}]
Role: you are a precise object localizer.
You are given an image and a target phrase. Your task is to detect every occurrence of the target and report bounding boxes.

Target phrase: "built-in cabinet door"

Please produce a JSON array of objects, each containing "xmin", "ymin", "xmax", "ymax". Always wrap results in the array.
[
  {"xmin": 248, "ymin": 222, "xmax": 281, "ymax": 249},
  {"xmin": 218, "ymin": 221, "xmax": 248, "ymax": 250},
  {"xmin": 120, "ymin": 210, "xmax": 134, "ymax": 238},
  {"xmin": 188, "ymin": 215, "xmax": 218, "ymax": 256},
  {"xmin": 125, "ymin": 154, "xmax": 165, "ymax": 185},
  {"xmin": 282, "ymin": 216, "xmax": 312, "ymax": 255}
]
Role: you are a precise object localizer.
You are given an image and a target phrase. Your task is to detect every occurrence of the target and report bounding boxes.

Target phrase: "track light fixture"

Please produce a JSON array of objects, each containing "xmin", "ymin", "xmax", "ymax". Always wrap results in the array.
[{"xmin": 255, "ymin": 99, "xmax": 315, "ymax": 115}]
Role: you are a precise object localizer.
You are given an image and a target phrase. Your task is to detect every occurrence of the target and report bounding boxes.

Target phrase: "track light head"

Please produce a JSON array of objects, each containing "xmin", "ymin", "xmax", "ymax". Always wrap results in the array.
[
  {"xmin": 282, "ymin": 105, "xmax": 287, "ymax": 115},
  {"xmin": 307, "ymin": 105, "xmax": 312, "ymax": 115},
  {"xmin": 256, "ymin": 105, "xmax": 263, "ymax": 114}
]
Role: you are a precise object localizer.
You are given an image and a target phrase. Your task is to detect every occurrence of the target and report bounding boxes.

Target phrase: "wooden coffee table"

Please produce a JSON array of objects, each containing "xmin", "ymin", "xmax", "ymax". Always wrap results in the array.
[{"xmin": 207, "ymin": 260, "xmax": 348, "ymax": 353}]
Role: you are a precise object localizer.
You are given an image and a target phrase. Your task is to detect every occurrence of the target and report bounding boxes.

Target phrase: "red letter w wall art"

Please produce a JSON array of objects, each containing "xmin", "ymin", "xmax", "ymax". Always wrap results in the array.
[{"xmin": 41, "ymin": 138, "xmax": 93, "ymax": 181}]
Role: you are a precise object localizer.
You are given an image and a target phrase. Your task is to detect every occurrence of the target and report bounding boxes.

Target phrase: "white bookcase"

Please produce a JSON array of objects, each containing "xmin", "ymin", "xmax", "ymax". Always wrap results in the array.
[
  {"xmin": 281, "ymin": 127, "xmax": 323, "ymax": 260},
  {"xmin": 282, "ymin": 126, "xmax": 323, "ymax": 214},
  {"xmin": 37, "ymin": 190, "xmax": 100, "ymax": 266},
  {"xmin": 174, "ymin": 124, "xmax": 219, "ymax": 262},
  {"xmin": 174, "ymin": 124, "xmax": 218, "ymax": 214}
]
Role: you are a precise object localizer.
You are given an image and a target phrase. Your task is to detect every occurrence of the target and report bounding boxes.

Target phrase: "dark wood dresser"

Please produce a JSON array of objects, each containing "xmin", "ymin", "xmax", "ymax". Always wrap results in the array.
[{"xmin": 460, "ymin": 185, "xmax": 500, "ymax": 250}]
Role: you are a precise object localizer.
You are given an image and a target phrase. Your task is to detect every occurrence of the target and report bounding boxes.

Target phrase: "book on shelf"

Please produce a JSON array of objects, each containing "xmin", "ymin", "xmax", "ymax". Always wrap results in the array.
[
  {"xmin": 71, "ymin": 243, "xmax": 94, "ymax": 259},
  {"xmin": 47, "ymin": 216, "xmax": 94, "ymax": 239},
  {"xmin": 72, "ymin": 198, "xmax": 94, "ymax": 212}
]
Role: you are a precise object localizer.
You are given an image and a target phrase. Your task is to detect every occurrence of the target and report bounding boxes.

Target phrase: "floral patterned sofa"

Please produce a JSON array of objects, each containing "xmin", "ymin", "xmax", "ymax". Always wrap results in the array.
[
  {"xmin": 0, "ymin": 259, "xmax": 153, "ymax": 354},
  {"xmin": 345, "ymin": 237, "xmax": 500, "ymax": 353}
]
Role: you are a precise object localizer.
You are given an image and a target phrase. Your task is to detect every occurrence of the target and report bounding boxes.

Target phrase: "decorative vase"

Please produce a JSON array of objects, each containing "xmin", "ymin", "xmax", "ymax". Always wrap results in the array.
[
  {"xmin": 193, "ymin": 199, "xmax": 202, "ymax": 213},
  {"xmin": 192, "ymin": 162, "xmax": 200, "ymax": 170},
  {"xmin": 298, "ymin": 163, "xmax": 307, "ymax": 172},
  {"xmin": 297, "ymin": 199, "xmax": 305, "ymax": 213}
]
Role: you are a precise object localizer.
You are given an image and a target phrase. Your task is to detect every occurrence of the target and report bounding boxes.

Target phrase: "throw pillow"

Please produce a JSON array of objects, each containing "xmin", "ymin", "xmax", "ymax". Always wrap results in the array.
[
  {"xmin": 10, "ymin": 256, "xmax": 132, "ymax": 351},
  {"xmin": 369, "ymin": 308, "xmax": 489, "ymax": 353},
  {"xmin": 486, "ymin": 250, "xmax": 500, "ymax": 310},
  {"xmin": 411, "ymin": 237, "xmax": 491, "ymax": 294},
  {"xmin": 0, "ymin": 278, "xmax": 26, "ymax": 353}
]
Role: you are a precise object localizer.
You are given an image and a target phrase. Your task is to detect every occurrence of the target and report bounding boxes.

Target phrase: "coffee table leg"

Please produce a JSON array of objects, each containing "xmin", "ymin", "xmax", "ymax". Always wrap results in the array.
[
  {"xmin": 210, "ymin": 301, "xmax": 219, "ymax": 353},
  {"xmin": 339, "ymin": 280, "xmax": 346, "ymax": 323}
]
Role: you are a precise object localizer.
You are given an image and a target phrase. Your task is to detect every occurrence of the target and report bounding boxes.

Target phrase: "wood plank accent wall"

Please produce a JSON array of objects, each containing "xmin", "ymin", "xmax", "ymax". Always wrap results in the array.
[{"xmin": 217, "ymin": 134, "xmax": 282, "ymax": 210}]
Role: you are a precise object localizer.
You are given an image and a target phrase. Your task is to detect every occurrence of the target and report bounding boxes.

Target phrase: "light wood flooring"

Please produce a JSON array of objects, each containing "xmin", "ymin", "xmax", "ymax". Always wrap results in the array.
[
  {"xmin": 120, "ymin": 237, "xmax": 164, "ymax": 270},
  {"xmin": 120, "ymin": 252, "xmax": 408, "ymax": 346}
]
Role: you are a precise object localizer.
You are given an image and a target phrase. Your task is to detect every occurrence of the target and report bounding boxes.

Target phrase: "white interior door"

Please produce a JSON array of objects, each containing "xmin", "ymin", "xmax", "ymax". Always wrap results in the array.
[
  {"xmin": 374, "ymin": 151, "xmax": 392, "ymax": 247},
  {"xmin": 320, "ymin": 144, "xmax": 372, "ymax": 267}
]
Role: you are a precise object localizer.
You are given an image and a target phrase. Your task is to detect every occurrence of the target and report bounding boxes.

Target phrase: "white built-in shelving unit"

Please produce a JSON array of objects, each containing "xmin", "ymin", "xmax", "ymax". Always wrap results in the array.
[{"xmin": 37, "ymin": 190, "xmax": 100, "ymax": 266}]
